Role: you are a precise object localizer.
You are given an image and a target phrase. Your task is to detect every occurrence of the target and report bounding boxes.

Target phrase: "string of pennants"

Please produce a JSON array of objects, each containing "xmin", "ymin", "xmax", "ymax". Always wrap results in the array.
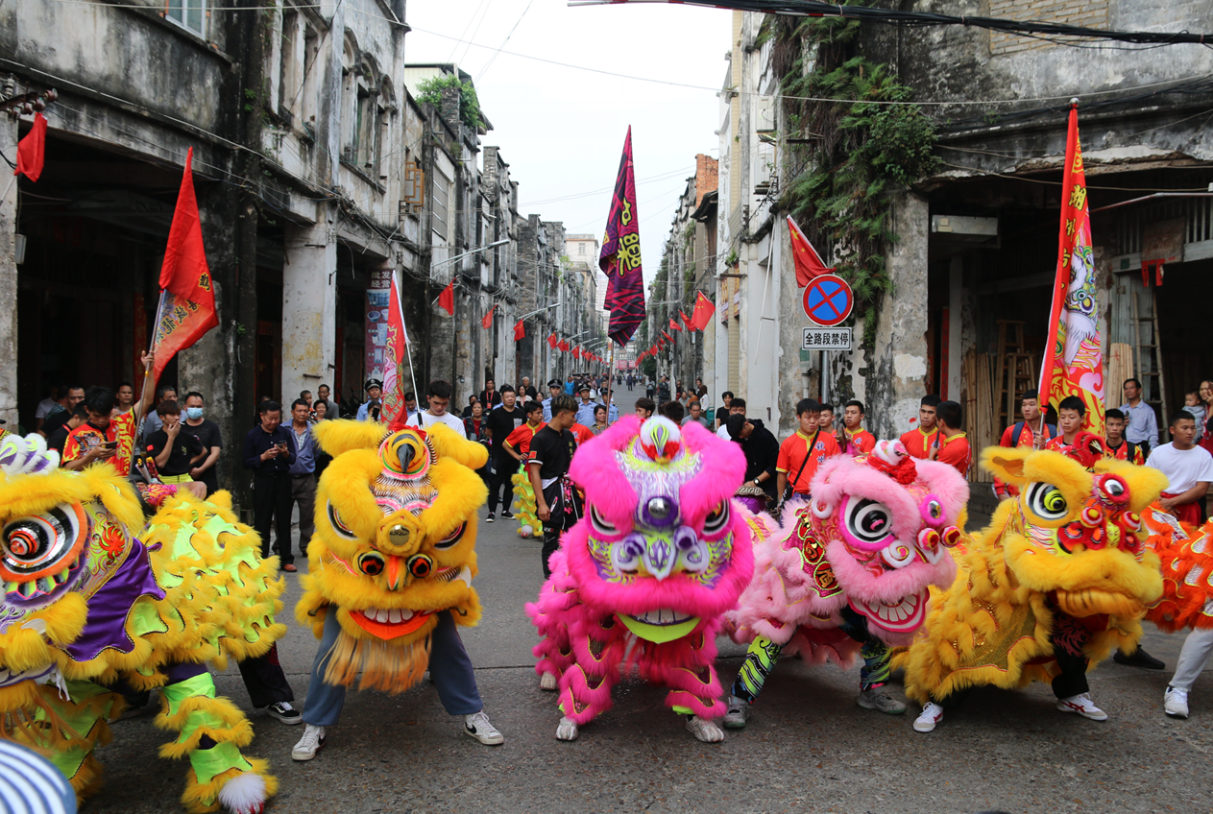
[{"xmin": 634, "ymin": 291, "xmax": 716, "ymax": 361}]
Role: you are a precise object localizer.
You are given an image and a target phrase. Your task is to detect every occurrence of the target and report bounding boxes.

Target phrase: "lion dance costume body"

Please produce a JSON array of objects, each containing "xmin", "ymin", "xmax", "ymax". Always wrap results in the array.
[
  {"xmin": 527, "ymin": 416, "xmax": 755, "ymax": 743},
  {"xmin": 294, "ymin": 419, "xmax": 503, "ymax": 753},
  {"xmin": 0, "ymin": 434, "xmax": 284, "ymax": 813},
  {"xmin": 899, "ymin": 447, "xmax": 1165, "ymax": 731},
  {"xmin": 724, "ymin": 440, "xmax": 967, "ymax": 725}
]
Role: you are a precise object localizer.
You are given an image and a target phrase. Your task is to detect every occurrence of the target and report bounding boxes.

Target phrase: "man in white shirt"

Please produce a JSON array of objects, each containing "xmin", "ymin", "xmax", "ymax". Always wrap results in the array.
[
  {"xmin": 716, "ymin": 398, "xmax": 747, "ymax": 439},
  {"xmin": 406, "ymin": 380, "xmax": 466, "ymax": 438},
  {"xmin": 1151, "ymin": 411, "xmax": 1213, "ymax": 720}
]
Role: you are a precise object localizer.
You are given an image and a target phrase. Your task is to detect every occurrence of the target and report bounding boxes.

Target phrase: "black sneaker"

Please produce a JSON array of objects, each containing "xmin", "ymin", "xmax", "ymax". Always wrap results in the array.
[
  {"xmin": 266, "ymin": 701, "xmax": 303, "ymax": 725},
  {"xmin": 501, "ymin": 510, "xmax": 514, "ymax": 519},
  {"xmin": 486, "ymin": 512, "xmax": 495, "ymax": 523},
  {"xmin": 1114, "ymin": 648, "xmax": 1166, "ymax": 670}
]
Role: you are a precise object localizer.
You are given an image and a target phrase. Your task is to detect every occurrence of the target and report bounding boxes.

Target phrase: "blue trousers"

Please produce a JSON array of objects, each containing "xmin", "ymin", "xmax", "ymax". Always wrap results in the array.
[{"xmin": 302, "ymin": 608, "xmax": 484, "ymax": 727}]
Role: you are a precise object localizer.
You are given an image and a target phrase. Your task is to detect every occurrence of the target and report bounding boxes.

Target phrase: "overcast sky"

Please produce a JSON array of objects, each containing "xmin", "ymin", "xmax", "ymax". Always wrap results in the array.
[{"xmin": 404, "ymin": 0, "xmax": 728, "ymax": 289}]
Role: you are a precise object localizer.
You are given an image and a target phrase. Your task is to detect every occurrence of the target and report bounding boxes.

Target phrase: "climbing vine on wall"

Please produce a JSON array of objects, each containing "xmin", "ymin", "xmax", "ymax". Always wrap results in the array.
[{"xmin": 772, "ymin": 3, "xmax": 938, "ymax": 348}]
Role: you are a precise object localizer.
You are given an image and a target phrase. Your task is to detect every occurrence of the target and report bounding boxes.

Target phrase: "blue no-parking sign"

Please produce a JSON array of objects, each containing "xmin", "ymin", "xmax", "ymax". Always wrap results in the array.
[{"xmin": 802, "ymin": 274, "xmax": 853, "ymax": 326}]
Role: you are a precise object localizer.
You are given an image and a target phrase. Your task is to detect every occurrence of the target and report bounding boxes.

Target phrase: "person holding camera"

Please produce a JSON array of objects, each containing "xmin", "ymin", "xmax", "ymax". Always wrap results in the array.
[{"xmin": 242, "ymin": 400, "xmax": 298, "ymax": 567}]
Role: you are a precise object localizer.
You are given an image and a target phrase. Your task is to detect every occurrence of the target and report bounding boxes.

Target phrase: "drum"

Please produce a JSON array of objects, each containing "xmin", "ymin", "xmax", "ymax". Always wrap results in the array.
[{"xmin": 733, "ymin": 483, "xmax": 770, "ymax": 515}]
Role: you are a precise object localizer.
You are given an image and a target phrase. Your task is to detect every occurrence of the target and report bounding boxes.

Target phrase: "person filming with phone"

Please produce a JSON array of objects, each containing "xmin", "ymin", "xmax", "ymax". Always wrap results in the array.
[
  {"xmin": 147, "ymin": 399, "xmax": 207, "ymax": 499},
  {"xmin": 242, "ymin": 400, "xmax": 297, "ymax": 566}
]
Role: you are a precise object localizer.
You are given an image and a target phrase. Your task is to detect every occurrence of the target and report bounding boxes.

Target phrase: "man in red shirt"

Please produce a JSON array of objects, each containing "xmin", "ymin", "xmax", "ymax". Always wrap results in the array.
[
  {"xmin": 836, "ymin": 399, "xmax": 876, "ymax": 456},
  {"xmin": 1104, "ymin": 408, "xmax": 1144, "ymax": 464},
  {"xmin": 776, "ymin": 399, "xmax": 841, "ymax": 502},
  {"xmin": 930, "ymin": 400, "xmax": 970, "ymax": 476},
  {"xmin": 1044, "ymin": 396, "xmax": 1106, "ymax": 470},
  {"xmin": 899, "ymin": 395, "xmax": 941, "ymax": 460},
  {"xmin": 62, "ymin": 386, "xmax": 139, "ymax": 475},
  {"xmin": 994, "ymin": 389, "xmax": 1058, "ymax": 499},
  {"xmin": 504, "ymin": 402, "xmax": 545, "ymax": 461}
]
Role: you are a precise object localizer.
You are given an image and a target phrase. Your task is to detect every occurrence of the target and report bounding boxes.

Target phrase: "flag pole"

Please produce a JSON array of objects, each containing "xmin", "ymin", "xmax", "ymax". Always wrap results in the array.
[
  {"xmin": 130, "ymin": 289, "xmax": 167, "ymax": 470},
  {"xmin": 396, "ymin": 276, "xmax": 420, "ymax": 420},
  {"xmin": 604, "ymin": 341, "xmax": 615, "ymax": 420}
]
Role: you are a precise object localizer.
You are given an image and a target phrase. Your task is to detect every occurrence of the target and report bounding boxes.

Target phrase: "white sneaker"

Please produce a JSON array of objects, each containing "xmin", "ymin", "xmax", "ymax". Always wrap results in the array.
[
  {"xmin": 722, "ymin": 695, "xmax": 751, "ymax": 729},
  {"xmin": 1057, "ymin": 692, "xmax": 1108, "ymax": 721},
  {"xmin": 291, "ymin": 724, "xmax": 326, "ymax": 761},
  {"xmin": 914, "ymin": 702, "xmax": 944, "ymax": 732},
  {"xmin": 555, "ymin": 715, "xmax": 579, "ymax": 741},
  {"xmin": 686, "ymin": 715, "xmax": 724, "ymax": 743},
  {"xmin": 464, "ymin": 710, "xmax": 504, "ymax": 745},
  {"xmin": 1164, "ymin": 687, "xmax": 1190, "ymax": 718}
]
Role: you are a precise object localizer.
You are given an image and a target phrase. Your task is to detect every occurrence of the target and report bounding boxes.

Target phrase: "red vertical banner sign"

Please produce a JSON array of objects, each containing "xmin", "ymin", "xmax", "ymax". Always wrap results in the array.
[
  {"xmin": 365, "ymin": 268, "xmax": 393, "ymax": 384},
  {"xmin": 1040, "ymin": 104, "xmax": 1105, "ymax": 435},
  {"xmin": 381, "ymin": 274, "xmax": 409, "ymax": 428},
  {"xmin": 599, "ymin": 127, "xmax": 645, "ymax": 346}
]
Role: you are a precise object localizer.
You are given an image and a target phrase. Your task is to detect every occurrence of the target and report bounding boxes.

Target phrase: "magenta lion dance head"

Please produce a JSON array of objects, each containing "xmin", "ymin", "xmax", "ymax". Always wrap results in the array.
[{"xmin": 527, "ymin": 415, "xmax": 754, "ymax": 741}]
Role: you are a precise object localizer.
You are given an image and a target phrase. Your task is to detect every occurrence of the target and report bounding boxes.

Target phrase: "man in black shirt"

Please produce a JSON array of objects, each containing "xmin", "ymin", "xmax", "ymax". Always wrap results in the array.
[
  {"xmin": 147, "ymin": 399, "xmax": 206, "ymax": 495},
  {"xmin": 242, "ymin": 400, "xmax": 297, "ymax": 563},
  {"xmin": 529, "ymin": 394, "xmax": 583, "ymax": 578},
  {"xmin": 47, "ymin": 404, "xmax": 88, "ymax": 454},
  {"xmin": 182, "ymin": 392, "xmax": 223, "ymax": 496},
  {"xmin": 484, "ymin": 385, "xmax": 523, "ymax": 522},
  {"xmin": 726, "ymin": 414, "xmax": 780, "ymax": 502}
]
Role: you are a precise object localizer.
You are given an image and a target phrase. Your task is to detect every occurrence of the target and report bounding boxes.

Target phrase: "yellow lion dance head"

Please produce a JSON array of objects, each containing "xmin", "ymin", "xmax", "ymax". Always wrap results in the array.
[{"xmin": 296, "ymin": 420, "xmax": 488, "ymax": 692}]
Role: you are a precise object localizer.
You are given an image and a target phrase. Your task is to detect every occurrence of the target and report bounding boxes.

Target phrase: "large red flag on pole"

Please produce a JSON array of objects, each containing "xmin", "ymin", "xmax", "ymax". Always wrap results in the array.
[
  {"xmin": 669, "ymin": 318, "xmax": 682, "ymax": 333},
  {"xmin": 690, "ymin": 291, "xmax": 716, "ymax": 330},
  {"xmin": 382, "ymin": 275, "xmax": 415, "ymax": 429},
  {"xmin": 1040, "ymin": 103, "xmax": 1104, "ymax": 435},
  {"xmin": 151, "ymin": 147, "xmax": 218, "ymax": 386},
  {"xmin": 514, "ymin": 319, "xmax": 525, "ymax": 341},
  {"xmin": 787, "ymin": 215, "xmax": 834, "ymax": 288},
  {"xmin": 481, "ymin": 305, "xmax": 494, "ymax": 330},
  {"xmin": 14, "ymin": 113, "xmax": 47, "ymax": 183},
  {"xmin": 547, "ymin": 333, "xmax": 558, "ymax": 349},
  {"xmin": 600, "ymin": 127, "xmax": 646, "ymax": 346},
  {"xmin": 438, "ymin": 279, "xmax": 455, "ymax": 316}
]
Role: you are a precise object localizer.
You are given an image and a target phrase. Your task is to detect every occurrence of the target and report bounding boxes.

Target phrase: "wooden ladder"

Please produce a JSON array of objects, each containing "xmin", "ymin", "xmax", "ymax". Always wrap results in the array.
[
  {"xmin": 994, "ymin": 320, "xmax": 1037, "ymax": 430},
  {"xmin": 1131, "ymin": 288, "xmax": 1167, "ymax": 422}
]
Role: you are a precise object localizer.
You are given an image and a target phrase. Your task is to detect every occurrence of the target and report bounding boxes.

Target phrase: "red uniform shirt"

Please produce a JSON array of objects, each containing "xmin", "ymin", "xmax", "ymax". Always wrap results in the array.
[
  {"xmin": 62, "ymin": 413, "xmax": 136, "ymax": 476},
  {"xmin": 777, "ymin": 430, "xmax": 841, "ymax": 495},
  {"xmin": 899, "ymin": 427, "xmax": 940, "ymax": 460},
  {"xmin": 505, "ymin": 422, "xmax": 544, "ymax": 457},
  {"xmin": 1104, "ymin": 440, "xmax": 1145, "ymax": 465},
  {"xmin": 842, "ymin": 428, "xmax": 876, "ymax": 457},
  {"xmin": 936, "ymin": 432, "xmax": 971, "ymax": 476},
  {"xmin": 570, "ymin": 423, "xmax": 595, "ymax": 446}
]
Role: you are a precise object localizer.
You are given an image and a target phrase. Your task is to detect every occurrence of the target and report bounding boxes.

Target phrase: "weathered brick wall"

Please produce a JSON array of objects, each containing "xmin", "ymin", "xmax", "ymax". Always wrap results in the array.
[{"xmin": 988, "ymin": 0, "xmax": 1109, "ymax": 55}]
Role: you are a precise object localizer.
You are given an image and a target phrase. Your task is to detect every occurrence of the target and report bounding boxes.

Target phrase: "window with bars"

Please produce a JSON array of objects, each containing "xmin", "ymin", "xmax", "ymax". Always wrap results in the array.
[{"xmin": 432, "ymin": 170, "xmax": 450, "ymax": 241}]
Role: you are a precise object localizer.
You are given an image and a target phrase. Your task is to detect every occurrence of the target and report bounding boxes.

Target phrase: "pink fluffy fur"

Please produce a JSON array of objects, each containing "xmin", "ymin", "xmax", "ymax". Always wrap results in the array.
[
  {"xmin": 729, "ymin": 452, "xmax": 968, "ymax": 657},
  {"xmin": 526, "ymin": 416, "xmax": 754, "ymax": 727}
]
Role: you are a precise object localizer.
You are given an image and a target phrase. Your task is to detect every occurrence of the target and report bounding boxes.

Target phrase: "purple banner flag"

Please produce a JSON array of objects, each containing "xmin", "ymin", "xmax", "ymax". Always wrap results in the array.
[{"xmin": 599, "ymin": 127, "xmax": 645, "ymax": 346}]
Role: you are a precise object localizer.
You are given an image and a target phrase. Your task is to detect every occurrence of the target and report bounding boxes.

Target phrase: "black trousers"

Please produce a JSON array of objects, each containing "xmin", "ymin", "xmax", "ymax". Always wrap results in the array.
[
  {"xmin": 119, "ymin": 646, "xmax": 293, "ymax": 709},
  {"xmin": 253, "ymin": 471, "xmax": 293, "ymax": 563},
  {"xmin": 487, "ymin": 457, "xmax": 515, "ymax": 513}
]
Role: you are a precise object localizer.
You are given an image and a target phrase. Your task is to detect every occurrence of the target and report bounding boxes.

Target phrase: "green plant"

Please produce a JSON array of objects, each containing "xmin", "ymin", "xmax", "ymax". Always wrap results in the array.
[
  {"xmin": 415, "ymin": 74, "xmax": 484, "ymax": 131},
  {"xmin": 725, "ymin": 248, "xmax": 738, "ymax": 267},
  {"xmin": 774, "ymin": 1, "xmax": 939, "ymax": 349}
]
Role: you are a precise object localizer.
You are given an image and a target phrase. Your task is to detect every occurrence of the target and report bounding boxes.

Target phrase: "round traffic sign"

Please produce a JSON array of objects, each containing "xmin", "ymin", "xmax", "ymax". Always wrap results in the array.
[{"xmin": 803, "ymin": 274, "xmax": 853, "ymax": 326}]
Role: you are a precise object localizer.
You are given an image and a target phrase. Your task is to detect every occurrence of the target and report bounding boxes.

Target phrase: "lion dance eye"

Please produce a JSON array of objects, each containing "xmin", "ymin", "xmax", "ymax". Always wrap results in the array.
[
  {"xmin": 845, "ymin": 499, "xmax": 894, "ymax": 547},
  {"xmin": 408, "ymin": 554, "xmax": 433, "ymax": 579},
  {"xmin": 1097, "ymin": 474, "xmax": 1129, "ymax": 505},
  {"xmin": 590, "ymin": 506, "xmax": 620, "ymax": 537},
  {"xmin": 1027, "ymin": 483, "xmax": 1069, "ymax": 520},
  {"xmin": 327, "ymin": 503, "xmax": 358, "ymax": 540},
  {"xmin": 0, "ymin": 504, "xmax": 86, "ymax": 581},
  {"xmin": 358, "ymin": 551, "xmax": 385, "ymax": 576},
  {"xmin": 702, "ymin": 502, "xmax": 730, "ymax": 538},
  {"xmin": 433, "ymin": 523, "xmax": 466, "ymax": 550}
]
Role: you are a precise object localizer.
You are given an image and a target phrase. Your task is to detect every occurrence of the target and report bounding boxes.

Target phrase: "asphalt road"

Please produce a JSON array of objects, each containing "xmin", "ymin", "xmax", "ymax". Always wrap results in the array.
[{"xmin": 87, "ymin": 513, "xmax": 1212, "ymax": 814}]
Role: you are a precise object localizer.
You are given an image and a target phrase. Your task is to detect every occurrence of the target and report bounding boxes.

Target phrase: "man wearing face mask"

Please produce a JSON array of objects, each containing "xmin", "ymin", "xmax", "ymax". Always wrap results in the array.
[{"xmin": 182, "ymin": 391, "xmax": 223, "ymax": 496}]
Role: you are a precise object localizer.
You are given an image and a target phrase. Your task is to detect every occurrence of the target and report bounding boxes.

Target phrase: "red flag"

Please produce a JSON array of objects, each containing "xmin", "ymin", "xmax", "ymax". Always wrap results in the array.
[
  {"xmin": 690, "ymin": 291, "xmax": 716, "ymax": 330},
  {"xmin": 14, "ymin": 113, "xmax": 47, "ymax": 183},
  {"xmin": 787, "ymin": 216, "xmax": 833, "ymax": 288},
  {"xmin": 438, "ymin": 279, "xmax": 455, "ymax": 316},
  {"xmin": 514, "ymin": 319, "xmax": 525, "ymax": 341},
  {"xmin": 558, "ymin": 339, "xmax": 570, "ymax": 352},
  {"xmin": 1040, "ymin": 104, "xmax": 1104, "ymax": 436},
  {"xmin": 547, "ymin": 332, "xmax": 558, "ymax": 349},
  {"xmin": 600, "ymin": 127, "xmax": 646, "ymax": 346},
  {"xmin": 573, "ymin": 346, "xmax": 582, "ymax": 360},
  {"xmin": 482, "ymin": 305, "xmax": 494, "ymax": 330},
  {"xmin": 382, "ymin": 276, "xmax": 411, "ymax": 429},
  {"xmin": 151, "ymin": 147, "xmax": 218, "ymax": 386},
  {"xmin": 662, "ymin": 330, "xmax": 673, "ymax": 342},
  {"xmin": 680, "ymin": 310, "xmax": 693, "ymax": 331},
  {"xmin": 670, "ymin": 318, "xmax": 682, "ymax": 333}
]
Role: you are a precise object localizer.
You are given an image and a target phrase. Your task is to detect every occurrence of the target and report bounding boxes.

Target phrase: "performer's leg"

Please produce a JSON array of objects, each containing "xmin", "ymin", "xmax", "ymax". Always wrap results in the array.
[
  {"xmin": 300, "ymin": 611, "xmax": 348, "ymax": 728},
  {"xmin": 541, "ymin": 526, "xmax": 561, "ymax": 579},
  {"xmin": 839, "ymin": 606, "xmax": 905, "ymax": 713},
  {"xmin": 730, "ymin": 635, "xmax": 782, "ymax": 705},
  {"xmin": 237, "ymin": 644, "xmax": 295, "ymax": 708},
  {"xmin": 1169, "ymin": 626, "xmax": 1213, "ymax": 693},
  {"xmin": 427, "ymin": 611, "xmax": 484, "ymax": 716}
]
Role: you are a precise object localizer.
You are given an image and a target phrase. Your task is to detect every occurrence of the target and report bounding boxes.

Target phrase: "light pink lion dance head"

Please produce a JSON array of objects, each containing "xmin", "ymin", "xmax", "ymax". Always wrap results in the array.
[
  {"xmin": 731, "ymin": 440, "xmax": 967, "ymax": 661},
  {"xmin": 527, "ymin": 415, "xmax": 754, "ymax": 739}
]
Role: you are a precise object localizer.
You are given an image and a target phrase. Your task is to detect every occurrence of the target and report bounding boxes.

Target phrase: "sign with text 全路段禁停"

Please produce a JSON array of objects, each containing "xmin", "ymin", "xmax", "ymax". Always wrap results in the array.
[{"xmin": 802, "ymin": 327, "xmax": 852, "ymax": 351}]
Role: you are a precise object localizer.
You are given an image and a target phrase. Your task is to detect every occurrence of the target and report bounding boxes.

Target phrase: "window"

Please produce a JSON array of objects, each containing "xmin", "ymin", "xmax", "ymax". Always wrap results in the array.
[
  {"xmin": 277, "ymin": 10, "xmax": 299, "ymax": 120},
  {"xmin": 432, "ymin": 170, "xmax": 450, "ymax": 241},
  {"xmin": 578, "ymin": 243, "xmax": 585, "ymax": 255},
  {"xmin": 166, "ymin": 0, "xmax": 205, "ymax": 36}
]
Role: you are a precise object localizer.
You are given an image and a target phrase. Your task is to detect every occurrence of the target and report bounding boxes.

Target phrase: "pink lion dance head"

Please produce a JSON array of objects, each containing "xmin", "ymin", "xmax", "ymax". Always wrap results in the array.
[
  {"xmin": 800, "ymin": 440, "xmax": 966, "ymax": 644},
  {"xmin": 527, "ymin": 415, "xmax": 754, "ymax": 739}
]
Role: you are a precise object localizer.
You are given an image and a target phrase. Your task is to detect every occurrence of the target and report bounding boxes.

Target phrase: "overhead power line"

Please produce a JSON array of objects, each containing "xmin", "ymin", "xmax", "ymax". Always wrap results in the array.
[{"xmin": 569, "ymin": 0, "xmax": 1213, "ymax": 46}]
